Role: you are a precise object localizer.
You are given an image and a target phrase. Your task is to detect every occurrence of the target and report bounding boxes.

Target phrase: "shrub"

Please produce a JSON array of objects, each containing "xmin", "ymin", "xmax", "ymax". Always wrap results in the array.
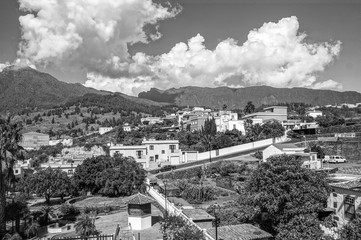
[{"xmin": 60, "ymin": 204, "xmax": 80, "ymax": 216}]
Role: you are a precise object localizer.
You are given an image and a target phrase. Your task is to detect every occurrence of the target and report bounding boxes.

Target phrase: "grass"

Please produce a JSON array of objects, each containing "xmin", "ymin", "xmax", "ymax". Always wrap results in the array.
[{"xmin": 72, "ymin": 196, "xmax": 130, "ymax": 208}]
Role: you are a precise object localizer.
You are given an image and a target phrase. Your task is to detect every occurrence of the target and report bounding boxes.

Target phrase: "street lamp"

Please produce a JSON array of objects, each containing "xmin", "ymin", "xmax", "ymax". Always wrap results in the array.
[
  {"xmin": 162, "ymin": 178, "xmax": 169, "ymax": 215},
  {"xmin": 213, "ymin": 203, "xmax": 221, "ymax": 240}
]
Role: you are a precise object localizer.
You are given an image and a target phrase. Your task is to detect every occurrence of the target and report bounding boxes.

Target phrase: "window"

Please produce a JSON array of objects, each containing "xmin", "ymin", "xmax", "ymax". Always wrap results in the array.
[
  {"xmin": 68, "ymin": 169, "xmax": 73, "ymax": 175},
  {"xmin": 169, "ymin": 145, "xmax": 176, "ymax": 153},
  {"xmin": 162, "ymin": 150, "xmax": 165, "ymax": 154},
  {"xmin": 15, "ymin": 169, "xmax": 19, "ymax": 174},
  {"xmin": 344, "ymin": 196, "xmax": 355, "ymax": 220},
  {"xmin": 150, "ymin": 145, "xmax": 154, "ymax": 150},
  {"xmin": 136, "ymin": 151, "xmax": 142, "ymax": 159},
  {"xmin": 150, "ymin": 156, "xmax": 154, "ymax": 161},
  {"xmin": 233, "ymin": 124, "xmax": 236, "ymax": 129},
  {"xmin": 155, "ymin": 155, "xmax": 159, "ymax": 160},
  {"xmin": 333, "ymin": 202, "xmax": 337, "ymax": 209}
]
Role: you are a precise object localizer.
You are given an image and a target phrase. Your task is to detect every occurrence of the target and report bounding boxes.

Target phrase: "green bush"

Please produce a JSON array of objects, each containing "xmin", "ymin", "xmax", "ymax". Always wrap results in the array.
[{"xmin": 60, "ymin": 204, "xmax": 80, "ymax": 217}]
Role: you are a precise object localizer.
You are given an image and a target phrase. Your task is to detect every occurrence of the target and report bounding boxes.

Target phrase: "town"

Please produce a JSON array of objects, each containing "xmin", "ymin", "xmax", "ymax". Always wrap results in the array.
[
  {"xmin": 2, "ymin": 99, "xmax": 361, "ymax": 240},
  {"xmin": 1, "ymin": 0, "xmax": 361, "ymax": 240}
]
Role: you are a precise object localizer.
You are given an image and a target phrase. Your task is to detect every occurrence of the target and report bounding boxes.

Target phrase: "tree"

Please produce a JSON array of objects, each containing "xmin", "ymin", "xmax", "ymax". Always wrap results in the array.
[
  {"xmin": 95, "ymin": 158, "xmax": 146, "ymax": 197},
  {"xmin": 73, "ymin": 155, "xmax": 146, "ymax": 196},
  {"xmin": 115, "ymin": 127, "xmax": 126, "ymax": 143},
  {"xmin": 75, "ymin": 214, "xmax": 98, "ymax": 237},
  {"xmin": 24, "ymin": 220, "xmax": 39, "ymax": 238},
  {"xmin": 5, "ymin": 197, "xmax": 29, "ymax": 233},
  {"xmin": 275, "ymin": 214, "xmax": 324, "ymax": 240},
  {"xmin": 72, "ymin": 156, "xmax": 115, "ymax": 194},
  {"xmin": 160, "ymin": 214, "xmax": 205, "ymax": 240},
  {"xmin": 244, "ymin": 101, "xmax": 255, "ymax": 115},
  {"xmin": 245, "ymin": 155, "xmax": 330, "ymax": 236},
  {"xmin": 0, "ymin": 117, "xmax": 24, "ymax": 238},
  {"xmin": 32, "ymin": 168, "xmax": 71, "ymax": 204},
  {"xmin": 339, "ymin": 212, "xmax": 361, "ymax": 240}
]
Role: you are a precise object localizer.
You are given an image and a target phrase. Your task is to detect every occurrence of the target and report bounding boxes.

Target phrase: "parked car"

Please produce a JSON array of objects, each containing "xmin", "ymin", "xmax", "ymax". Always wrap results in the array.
[
  {"xmin": 324, "ymin": 155, "xmax": 347, "ymax": 163},
  {"xmin": 159, "ymin": 165, "xmax": 176, "ymax": 172}
]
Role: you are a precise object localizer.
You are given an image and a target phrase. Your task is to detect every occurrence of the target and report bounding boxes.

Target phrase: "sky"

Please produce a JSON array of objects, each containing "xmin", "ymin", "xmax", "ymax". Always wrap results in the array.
[{"xmin": 0, "ymin": 0, "xmax": 360, "ymax": 96}]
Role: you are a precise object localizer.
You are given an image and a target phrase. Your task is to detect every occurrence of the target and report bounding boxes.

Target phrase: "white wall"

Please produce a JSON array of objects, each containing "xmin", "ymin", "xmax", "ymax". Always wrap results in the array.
[
  {"xmin": 147, "ymin": 187, "xmax": 214, "ymax": 240},
  {"xmin": 197, "ymin": 137, "xmax": 282, "ymax": 161}
]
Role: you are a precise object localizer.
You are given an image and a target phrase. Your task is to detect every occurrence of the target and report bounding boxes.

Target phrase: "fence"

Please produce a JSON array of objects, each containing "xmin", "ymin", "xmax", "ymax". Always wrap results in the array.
[
  {"xmin": 52, "ymin": 234, "xmax": 114, "ymax": 240},
  {"xmin": 147, "ymin": 187, "xmax": 215, "ymax": 240}
]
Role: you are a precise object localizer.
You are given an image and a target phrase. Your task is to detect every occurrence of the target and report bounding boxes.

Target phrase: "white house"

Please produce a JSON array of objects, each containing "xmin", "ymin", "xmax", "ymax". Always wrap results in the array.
[
  {"xmin": 99, "ymin": 127, "xmax": 114, "ymax": 135},
  {"xmin": 123, "ymin": 123, "xmax": 132, "ymax": 132},
  {"xmin": 307, "ymin": 110, "xmax": 323, "ymax": 118},
  {"xmin": 263, "ymin": 143, "xmax": 322, "ymax": 170},
  {"xmin": 109, "ymin": 139, "xmax": 198, "ymax": 169}
]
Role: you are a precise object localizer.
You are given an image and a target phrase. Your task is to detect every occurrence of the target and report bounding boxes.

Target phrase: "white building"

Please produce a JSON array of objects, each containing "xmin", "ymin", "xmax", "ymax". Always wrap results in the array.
[
  {"xmin": 49, "ymin": 137, "xmax": 73, "ymax": 146},
  {"xmin": 306, "ymin": 110, "xmax": 323, "ymax": 118},
  {"xmin": 141, "ymin": 117, "xmax": 163, "ymax": 125},
  {"xmin": 328, "ymin": 178, "xmax": 361, "ymax": 228},
  {"xmin": 123, "ymin": 123, "xmax": 132, "ymax": 132},
  {"xmin": 109, "ymin": 139, "xmax": 198, "ymax": 169},
  {"xmin": 263, "ymin": 143, "xmax": 322, "ymax": 170},
  {"xmin": 40, "ymin": 160, "xmax": 80, "ymax": 176},
  {"xmin": 99, "ymin": 127, "xmax": 114, "ymax": 135}
]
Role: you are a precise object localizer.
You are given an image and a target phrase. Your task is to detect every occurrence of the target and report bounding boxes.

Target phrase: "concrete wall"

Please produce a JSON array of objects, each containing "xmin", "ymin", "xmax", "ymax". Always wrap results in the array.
[
  {"xmin": 328, "ymin": 187, "xmax": 361, "ymax": 228},
  {"xmin": 148, "ymin": 187, "xmax": 214, "ymax": 240},
  {"xmin": 197, "ymin": 136, "xmax": 287, "ymax": 161}
]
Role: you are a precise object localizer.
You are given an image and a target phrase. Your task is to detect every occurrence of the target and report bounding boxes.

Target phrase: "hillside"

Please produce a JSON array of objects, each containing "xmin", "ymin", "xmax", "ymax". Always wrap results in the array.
[
  {"xmin": 138, "ymin": 86, "xmax": 361, "ymax": 109},
  {"xmin": 0, "ymin": 66, "xmax": 165, "ymax": 113}
]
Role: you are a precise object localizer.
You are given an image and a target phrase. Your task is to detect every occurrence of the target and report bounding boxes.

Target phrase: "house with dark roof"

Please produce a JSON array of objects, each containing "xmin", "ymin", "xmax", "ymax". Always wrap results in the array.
[
  {"xmin": 206, "ymin": 224, "xmax": 272, "ymax": 240},
  {"xmin": 328, "ymin": 178, "xmax": 361, "ymax": 227},
  {"xmin": 263, "ymin": 143, "xmax": 322, "ymax": 170}
]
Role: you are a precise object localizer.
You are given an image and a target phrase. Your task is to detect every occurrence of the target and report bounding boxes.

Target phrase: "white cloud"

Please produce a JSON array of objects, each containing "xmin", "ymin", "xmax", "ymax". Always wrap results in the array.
[
  {"xmin": 85, "ymin": 16, "xmax": 343, "ymax": 95},
  {"xmin": 313, "ymin": 79, "xmax": 343, "ymax": 90},
  {"xmin": 0, "ymin": 62, "xmax": 11, "ymax": 72},
  {"xmin": 18, "ymin": 0, "xmax": 181, "ymax": 76},
  {"xmin": 16, "ymin": 2, "xmax": 342, "ymax": 96}
]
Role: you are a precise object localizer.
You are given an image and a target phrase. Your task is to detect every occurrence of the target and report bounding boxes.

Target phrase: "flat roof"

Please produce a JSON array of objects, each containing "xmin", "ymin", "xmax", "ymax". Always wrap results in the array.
[
  {"xmin": 182, "ymin": 209, "xmax": 215, "ymax": 221},
  {"xmin": 110, "ymin": 145, "xmax": 146, "ymax": 150},
  {"xmin": 142, "ymin": 140, "xmax": 179, "ymax": 144},
  {"xmin": 272, "ymin": 143, "xmax": 305, "ymax": 151},
  {"xmin": 329, "ymin": 178, "xmax": 361, "ymax": 191},
  {"xmin": 206, "ymin": 224, "xmax": 272, "ymax": 240}
]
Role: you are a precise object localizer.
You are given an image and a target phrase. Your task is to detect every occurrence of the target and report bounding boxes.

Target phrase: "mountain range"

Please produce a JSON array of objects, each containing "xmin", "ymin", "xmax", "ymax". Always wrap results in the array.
[
  {"xmin": 0, "ymin": 66, "xmax": 162, "ymax": 113},
  {"xmin": 1, "ymin": 66, "xmax": 361, "ymax": 113},
  {"xmin": 138, "ymin": 86, "xmax": 361, "ymax": 109}
]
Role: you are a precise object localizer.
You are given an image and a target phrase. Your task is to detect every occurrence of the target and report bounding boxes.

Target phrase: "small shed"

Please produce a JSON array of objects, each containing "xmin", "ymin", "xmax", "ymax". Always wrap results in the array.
[
  {"xmin": 182, "ymin": 208, "xmax": 215, "ymax": 229},
  {"xmin": 126, "ymin": 193, "xmax": 155, "ymax": 230},
  {"xmin": 206, "ymin": 224, "xmax": 273, "ymax": 240}
]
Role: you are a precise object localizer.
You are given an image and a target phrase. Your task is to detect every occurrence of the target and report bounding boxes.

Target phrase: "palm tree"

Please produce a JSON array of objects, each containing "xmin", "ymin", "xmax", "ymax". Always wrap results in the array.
[
  {"xmin": 74, "ymin": 214, "xmax": 98, "ymax": 237},
  {"xmin": 0, "ymin": 117, "xmax": 24, "ymax": 238},
  {"xmin": 24, "ymin": 220, "xmax": 39, "ymax": 238}
]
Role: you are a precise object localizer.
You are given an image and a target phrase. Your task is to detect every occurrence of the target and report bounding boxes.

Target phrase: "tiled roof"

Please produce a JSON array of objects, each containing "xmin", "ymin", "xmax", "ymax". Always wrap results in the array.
[
  {"xmin": 182, "ymin": 209, "xmax": 215, "ymax": 221},
  {"xmin": 329, "ymin": 178, "xmax": 361, "ymax": 190},
  {"xmin": 207, "ymin": 224, "xmax": 272, "ymax": 240},
  {"xmin": 126, "ymin": 193, "xmax": 155, "ymax": 205}
]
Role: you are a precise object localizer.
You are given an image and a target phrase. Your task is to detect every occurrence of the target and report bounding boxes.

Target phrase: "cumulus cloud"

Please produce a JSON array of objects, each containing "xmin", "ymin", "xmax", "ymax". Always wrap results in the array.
[
  {"xmin": 313, "ymin": 79, "xmax": 343, "ymax": 90},
  {"xmin": 17, "ymin": 0, "xmax": 180, "ymax": 76},
  {"xmin": 85, "ymin": 16, "xmax": 343, "ymax": 95},
  {"xmin": 16, "ymin": 1, "xmax": 342, "ymax": 95}
]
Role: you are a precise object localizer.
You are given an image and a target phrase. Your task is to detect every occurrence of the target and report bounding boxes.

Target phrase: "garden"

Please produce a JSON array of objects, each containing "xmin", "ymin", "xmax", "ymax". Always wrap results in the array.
[{"xmin": 155, "ymin": 160, "xmax": 253, "ymax": 208}]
